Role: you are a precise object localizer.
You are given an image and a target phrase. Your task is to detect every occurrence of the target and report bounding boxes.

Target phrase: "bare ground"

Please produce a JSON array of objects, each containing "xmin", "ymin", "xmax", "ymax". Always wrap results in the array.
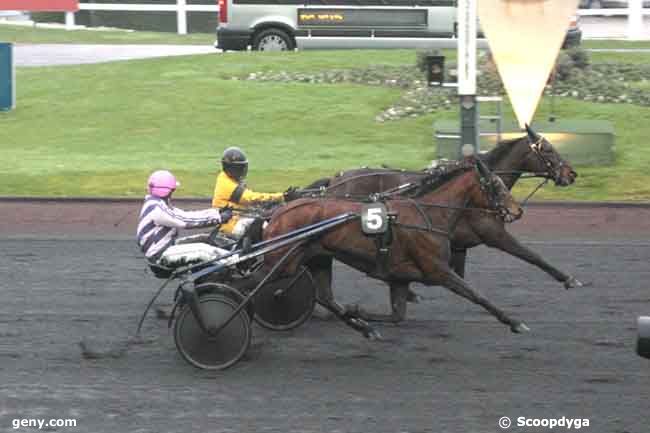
[{"xmin": 0, "ymin": 200, "xmax": 649, "ymax": 432}]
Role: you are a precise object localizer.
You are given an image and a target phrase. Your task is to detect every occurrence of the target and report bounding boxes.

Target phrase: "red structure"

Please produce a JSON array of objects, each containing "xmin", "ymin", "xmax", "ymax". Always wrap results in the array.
[{"xmin": 0, "ymin": 0, "xmax": 79, "ymax": 11}]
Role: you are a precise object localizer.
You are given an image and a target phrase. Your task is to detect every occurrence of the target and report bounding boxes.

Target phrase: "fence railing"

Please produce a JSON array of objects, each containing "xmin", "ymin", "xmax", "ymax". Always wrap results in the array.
[
  {"xmin": 65, "ymin": 1, "xmax": 217, "ymax": 35},
  {"xmin": 577, "ymin": 0, "xmax": 650, "ymax": 40},
  {"xmin": 57, "ymin": 0, "xmax": 648, "ymax": 38}
]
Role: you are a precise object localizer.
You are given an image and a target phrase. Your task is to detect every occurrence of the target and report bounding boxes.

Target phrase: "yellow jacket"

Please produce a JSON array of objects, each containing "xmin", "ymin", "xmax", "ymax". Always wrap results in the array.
[{"xmin": 211, "ymin": 172, "xmax": 283, "ymax": 234}]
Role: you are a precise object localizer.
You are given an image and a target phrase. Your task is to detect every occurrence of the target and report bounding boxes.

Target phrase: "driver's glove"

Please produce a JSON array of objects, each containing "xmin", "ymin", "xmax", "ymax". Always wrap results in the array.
[{"xmin": 219, "ymin": 206, "xmax": 234, "ymax": 224}]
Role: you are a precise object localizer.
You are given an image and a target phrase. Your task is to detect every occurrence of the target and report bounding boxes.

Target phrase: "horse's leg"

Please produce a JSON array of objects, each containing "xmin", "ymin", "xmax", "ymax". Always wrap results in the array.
[
  {"xmin": 405, "ymin": 285, "xmax": 423, "ymax": 304},
  {"xmin": 481, "ymin": 228, "xmax": 583, "ymax": 289},
  {"xmin": 410, "ymin": 239, "xmax": 528, "ymax": 333},
  {"xmin": 405, "ymin": 249, "xmax": 466, "ymax": 305},
  {"xmin": 450, "ymin": 249, "xmax": 467, "ymax": 278},
  {"xmin": 441, "ymin": 268, "xmax": 530, "ymax": 333},
  {"xmin": 351, "ymin": 282, "xmax": 409, "ymax": 323},
  {"xmin": 308, "ymin": 256, "xmax": 336, "ymax": 320},
  {"xmin": 314, "ymin": 279, "xmax": 382, "ymax": 340}
]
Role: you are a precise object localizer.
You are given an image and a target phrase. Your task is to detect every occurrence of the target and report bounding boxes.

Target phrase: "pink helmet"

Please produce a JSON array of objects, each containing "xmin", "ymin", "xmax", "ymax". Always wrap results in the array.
[{"xmin": 147, "ymin": 170, "xmax": 179, "ymax": 198}]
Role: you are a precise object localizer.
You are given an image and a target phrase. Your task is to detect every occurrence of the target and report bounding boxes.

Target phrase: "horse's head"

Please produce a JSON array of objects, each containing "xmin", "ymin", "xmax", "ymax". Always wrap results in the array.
[
  {"xmin": 475, "ymin": 158, "xmax": 523, "ymax": 223},
  {"xmin": 525, "ymin": 124, "xmax": 578, "ymax": 187}
]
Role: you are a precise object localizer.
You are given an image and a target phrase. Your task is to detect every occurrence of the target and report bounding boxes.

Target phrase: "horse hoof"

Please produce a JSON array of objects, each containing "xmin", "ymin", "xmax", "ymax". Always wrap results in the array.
[
  {"xmin": 155, "ymin": 304, "xmax": 174, "ymax": 320},
  {"xmin": 365, "ymin": 329, "xmax": 383, "ymax": 341},
  {"xmin": 406, "ymin": 291, "xmax": 423, "ymax": 304},
  {"xmin": 311, "ymin": 306, "xmax": 335, "ymax": 321},
  {"xmin": 563, "ymin": 277, "xmax": 584, "ymax": 290},
  {"xmin": 344, "ymin": 304, "xmax": 362, "ymax": 317},
  {"xmin": 511, "ymin": 322, "xmax": 531, "ymax": 334}
]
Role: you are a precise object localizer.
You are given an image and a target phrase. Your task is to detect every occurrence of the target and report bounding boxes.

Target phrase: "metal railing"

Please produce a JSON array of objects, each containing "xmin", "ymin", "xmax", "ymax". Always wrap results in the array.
[{"xmin": 577, "ymin": 0, "xmax": 650, "ymax": 40}]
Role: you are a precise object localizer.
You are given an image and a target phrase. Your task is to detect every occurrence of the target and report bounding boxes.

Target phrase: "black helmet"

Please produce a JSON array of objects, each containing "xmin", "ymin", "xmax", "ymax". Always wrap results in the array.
[{"xmin": 221, "ymin": 147, "xmax": 248, "ymax": 181}]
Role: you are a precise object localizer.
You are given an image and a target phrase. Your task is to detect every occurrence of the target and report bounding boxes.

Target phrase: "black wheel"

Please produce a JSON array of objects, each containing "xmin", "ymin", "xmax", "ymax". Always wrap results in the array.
[
  {"xmin": 196, "ymin": 282, "xmax": 255, "ymax": 321},
  {"xmin": 252, "ymin": 28, "xmax": 295, "ymax": 51},
  {"xmin": 174, "ymin": 294, "xmax": 251, "ymax": 370},
  {"xmin": 253, "ymin": 267, "xmax": 316, "ymax": 331}
]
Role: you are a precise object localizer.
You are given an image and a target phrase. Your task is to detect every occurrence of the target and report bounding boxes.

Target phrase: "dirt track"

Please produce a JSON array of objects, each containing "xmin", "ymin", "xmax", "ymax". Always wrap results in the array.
[{"xmin": 1, "ymin": 202, "xmax": 649, "ymax": 433}]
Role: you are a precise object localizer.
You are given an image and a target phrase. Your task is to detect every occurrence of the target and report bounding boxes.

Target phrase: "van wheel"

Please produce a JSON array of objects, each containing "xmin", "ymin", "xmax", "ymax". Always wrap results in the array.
[{"xmin": 252, "ymin": 28, "xmax": 295, "ymax": 51}]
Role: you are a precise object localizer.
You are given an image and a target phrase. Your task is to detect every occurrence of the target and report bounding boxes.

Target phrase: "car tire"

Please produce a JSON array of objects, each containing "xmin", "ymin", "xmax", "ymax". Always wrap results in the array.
[{"xmin": 251, "ymin": 28, "xmax": 295, "ymax": 51}]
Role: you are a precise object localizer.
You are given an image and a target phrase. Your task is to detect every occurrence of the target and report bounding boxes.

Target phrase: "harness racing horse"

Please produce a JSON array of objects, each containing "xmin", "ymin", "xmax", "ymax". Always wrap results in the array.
[
  {"xmin": 262, "ymin": 158, "xmax": 529, "ymax": 339},
  {"xmin": 303, "ymin": 125, "xmax": 582, "ymax": 322}
]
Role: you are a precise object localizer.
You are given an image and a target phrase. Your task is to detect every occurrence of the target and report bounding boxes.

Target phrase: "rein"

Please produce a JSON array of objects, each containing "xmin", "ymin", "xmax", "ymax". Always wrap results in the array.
[{"xmin": 520, "ymin": 178, "xmax": 550, "ymax": 207}]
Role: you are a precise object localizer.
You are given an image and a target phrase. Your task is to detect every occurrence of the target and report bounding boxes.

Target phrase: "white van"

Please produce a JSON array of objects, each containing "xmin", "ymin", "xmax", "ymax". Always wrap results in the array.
[{"xmin": 215, "ymin": 0, "xmax": 581, "ymax": 51}]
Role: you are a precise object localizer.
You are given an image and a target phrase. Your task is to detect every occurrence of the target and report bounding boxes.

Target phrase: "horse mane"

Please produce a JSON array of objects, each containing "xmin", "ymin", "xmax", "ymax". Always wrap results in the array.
[
  {"xmin": 412, "ymin": 165, "xmax": 473, "ymax": 198},
  {"xmin": 305, "ymin": 177, "xmax": 331, "ymax": 189},
  {"xmin": 269, "ymin": 197, "xmax": 320, "ymax": 220},
  {"xmin": 481, "ymin": 135, "xmax": 526, "ymax": 166}
]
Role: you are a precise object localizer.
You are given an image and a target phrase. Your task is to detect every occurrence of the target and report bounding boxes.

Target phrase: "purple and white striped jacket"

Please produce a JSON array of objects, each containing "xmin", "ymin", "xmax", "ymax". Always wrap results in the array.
[{"xmin": 136, "ymin": 195, "xmax": 222, "ymax": 260}]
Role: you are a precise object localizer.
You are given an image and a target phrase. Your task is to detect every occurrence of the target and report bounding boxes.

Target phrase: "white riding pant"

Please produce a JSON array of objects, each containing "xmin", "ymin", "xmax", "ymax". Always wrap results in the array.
[
  {"xmin": 231, "ymin": 217, "xmax": 269, "ymax": 238},
  {"xmin": 158, "ymin": 243, "xmax": 238, "ymax": 267}
]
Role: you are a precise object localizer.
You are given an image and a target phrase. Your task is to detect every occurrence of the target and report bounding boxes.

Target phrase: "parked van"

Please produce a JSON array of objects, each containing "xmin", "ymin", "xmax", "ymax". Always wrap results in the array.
[{"xmin": 216, "ymin": 0, "xmax": 581, "ymax": 51}]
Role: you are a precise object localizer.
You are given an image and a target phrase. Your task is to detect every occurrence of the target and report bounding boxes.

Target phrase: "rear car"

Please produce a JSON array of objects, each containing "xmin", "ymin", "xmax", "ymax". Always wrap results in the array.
[{"xmin": 216, "ymin": 0, "xmax": 581, "ymax": 51}]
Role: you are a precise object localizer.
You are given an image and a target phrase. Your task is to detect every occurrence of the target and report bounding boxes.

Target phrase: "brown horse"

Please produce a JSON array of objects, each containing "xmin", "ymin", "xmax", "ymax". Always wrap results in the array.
[
  {"xmin": 302, "ymin": 126, "xmax": 582, "ymax": 322},
  {"xmin": 262, "ymin": 159, "xmax": 528, "ymax": 339}
]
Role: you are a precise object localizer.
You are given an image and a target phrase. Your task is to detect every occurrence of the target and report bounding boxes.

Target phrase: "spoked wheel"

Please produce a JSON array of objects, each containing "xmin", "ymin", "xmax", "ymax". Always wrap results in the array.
[
  {"xmin": 174, "ymin": 293, "xmax": 251, "ymax": 370},
  {"xmin": 253, "ymin": 266, "xmax": 316, "ymax": 331}
]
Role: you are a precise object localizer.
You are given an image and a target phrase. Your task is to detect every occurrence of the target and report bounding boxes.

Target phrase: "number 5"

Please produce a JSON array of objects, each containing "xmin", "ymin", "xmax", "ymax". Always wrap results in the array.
[
  {"xmin": 362, "ymin": 203, "xmax": 387, "ymax": 234},
  {"xmin": 366, "ymin": 208, "xmax": 384, "ymax": 230}
]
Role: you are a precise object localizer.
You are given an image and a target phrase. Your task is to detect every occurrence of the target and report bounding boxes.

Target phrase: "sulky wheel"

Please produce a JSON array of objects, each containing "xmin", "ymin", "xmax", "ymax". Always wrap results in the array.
[
  {"xmin": 253, "ymin": 266, "xmax": 316, "ymax": 331},
  {"xmin": 174, "ymin": 293, "xmax": 251, "ymax": 370}
]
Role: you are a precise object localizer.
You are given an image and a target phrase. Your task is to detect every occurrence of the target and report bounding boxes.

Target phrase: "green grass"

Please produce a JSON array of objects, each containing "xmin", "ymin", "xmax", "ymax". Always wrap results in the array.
[
  {"xmin": 589, "ymin": 51, "xmax": 650, "ymax": 64},
  {"xmin": 0, "ymin": 24, "xmax": 215, "ymax": 45},
  {"xmin": 583, "ymin": 39, "xmax": 650, "ymax": 50},
  {"xmin": 1, "ymin": 46, "xmax": 650, "ymax": 201},
  {"xmin": 0, "ymin": 53, "xmax": 433, "ymax": 197}
]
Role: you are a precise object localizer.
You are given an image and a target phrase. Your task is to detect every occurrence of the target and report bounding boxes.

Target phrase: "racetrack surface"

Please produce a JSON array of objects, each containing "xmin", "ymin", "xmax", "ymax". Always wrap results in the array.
[{"xmin": 1, "ymin": 229, "xmax": 649, "ymax": 433}]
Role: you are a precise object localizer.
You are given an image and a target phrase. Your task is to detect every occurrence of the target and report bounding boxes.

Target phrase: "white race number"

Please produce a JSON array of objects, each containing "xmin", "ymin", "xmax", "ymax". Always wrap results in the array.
[{"xmin": 362, "ymin": 204, "xmax": 388, "ymax": 234}]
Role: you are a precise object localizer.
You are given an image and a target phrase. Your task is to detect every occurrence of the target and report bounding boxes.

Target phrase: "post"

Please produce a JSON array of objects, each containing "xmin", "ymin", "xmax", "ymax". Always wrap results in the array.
[
  {"xmin": 65, "ymin": 11, "xmax": 75, "ymax": 30},
  {"xmin": 177, "ymin": 0, "xmax": 188, "ymax": 35},
  {"xmin": 0, "ymin": 43, "xmax": 15, "ymax": 111},
  {"xmin": 457, "ymin": 0, "xmax": 479, "ymax": 157},
  {"xmin": 628, "ymin": 0, "xmax": 643, "ymax": 40}
]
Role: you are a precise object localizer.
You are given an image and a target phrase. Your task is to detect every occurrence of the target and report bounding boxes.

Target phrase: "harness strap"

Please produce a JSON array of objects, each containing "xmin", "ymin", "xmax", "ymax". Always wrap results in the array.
[
  {"xmin": 409, "ymin": 198, "xmax": 433, "ymax": 233},
  {"xmin": 392, "ymin": 222, "xmax": 450, "ymax": 236},
  {"xmin": 230, "ymin": 182, "xmax": 246, "ymax": 204},
  {"xmin": 373, "ymin": 226, "xmax": 393, "ymax": 278}
]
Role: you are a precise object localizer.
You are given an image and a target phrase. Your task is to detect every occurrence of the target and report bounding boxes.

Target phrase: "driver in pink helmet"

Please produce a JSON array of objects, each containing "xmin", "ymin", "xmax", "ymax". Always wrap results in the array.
[{"xmin": 136, "ymin": 170, "xmax": 235, "ymax": 267}]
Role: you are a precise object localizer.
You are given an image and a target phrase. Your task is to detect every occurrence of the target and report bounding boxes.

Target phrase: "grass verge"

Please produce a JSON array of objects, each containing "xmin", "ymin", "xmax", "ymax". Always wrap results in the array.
[{"xmin": 1, "ymin": 46, "xmax": 649, "ymax": 201}]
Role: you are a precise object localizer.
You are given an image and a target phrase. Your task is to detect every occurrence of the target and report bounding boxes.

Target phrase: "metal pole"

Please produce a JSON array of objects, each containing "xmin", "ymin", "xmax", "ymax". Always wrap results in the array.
[
  {"xmin": 628, "ymin": 0, "xmax": 643, "ymax": 40},
  {"xmin": 457, "ymin": 0, "xmax": 479, "ymax": 158},
  {"xmin": 177, "ymin": 0, "xmax": 188, "ymax": 35},
  {"xmin": 65, "ymin": 11, "xmax": 75, "ymax": 30}
]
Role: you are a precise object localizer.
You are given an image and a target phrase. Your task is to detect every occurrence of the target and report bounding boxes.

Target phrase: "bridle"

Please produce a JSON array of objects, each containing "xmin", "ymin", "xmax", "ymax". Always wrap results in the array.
[
  {"xmin": 528, "ymin": 135, "xmax": 567, "ymax": 185},
  {"xmin": 476, "ymin": 165, "xmax": 522, "ymax": 223}
]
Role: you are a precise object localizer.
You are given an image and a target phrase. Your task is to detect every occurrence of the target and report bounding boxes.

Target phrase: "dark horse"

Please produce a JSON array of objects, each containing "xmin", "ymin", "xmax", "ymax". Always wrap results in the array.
[
  {"xmin": 303, "ymin": 126, "xmax": 582, "ymax": 322},
  {"xmin": 262, "ymin": 158, "xmax": 528, "ymax": 339}
]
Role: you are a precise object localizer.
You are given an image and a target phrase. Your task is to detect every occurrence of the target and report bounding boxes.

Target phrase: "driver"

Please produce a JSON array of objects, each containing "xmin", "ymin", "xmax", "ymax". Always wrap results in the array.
[
  {"xmin": 212, "ymin": 147, "xmax": 288, "ymax": 238},
  {"xmin": 137, "ymin": 170, "xmax": 235, "ymax": 267}
]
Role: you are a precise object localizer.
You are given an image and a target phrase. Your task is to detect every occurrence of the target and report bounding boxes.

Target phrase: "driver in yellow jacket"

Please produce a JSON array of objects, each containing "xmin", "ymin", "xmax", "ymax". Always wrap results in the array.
[{"xmin": 212, "ymin": 147, "xmax": 285, "ymax": 237}]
